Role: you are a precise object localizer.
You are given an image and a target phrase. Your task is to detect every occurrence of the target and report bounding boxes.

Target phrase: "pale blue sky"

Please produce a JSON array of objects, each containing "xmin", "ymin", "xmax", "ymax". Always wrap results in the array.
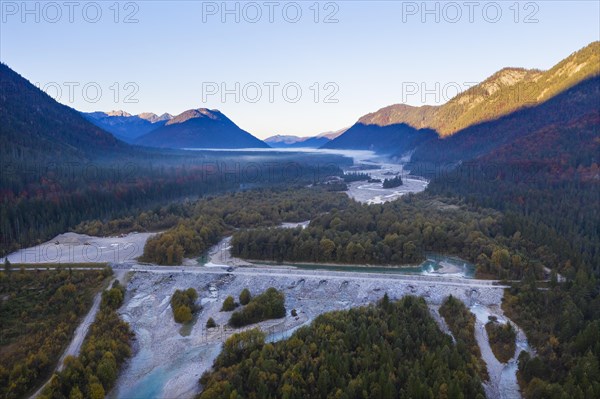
[{"xmin": 1, "ymin": 1, "xmax": 598, "ymax": 138}]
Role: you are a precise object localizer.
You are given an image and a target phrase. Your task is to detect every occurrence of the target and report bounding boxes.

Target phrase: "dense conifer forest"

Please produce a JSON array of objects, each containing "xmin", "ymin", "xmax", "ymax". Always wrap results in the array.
[
  {"xmin": 198, "ymin": 296, "xmax": 486, "ymax": 399},
  {"xmin": 231, "ymin": 194, "xmax": 546, "ymax": 280},
  {"xmin": 123, "ymin": 188, "xmax": 350, "ymax": 265},
  {"xmin": 439, "ymin": 296, "xmax": 488, "ymax": 381}
]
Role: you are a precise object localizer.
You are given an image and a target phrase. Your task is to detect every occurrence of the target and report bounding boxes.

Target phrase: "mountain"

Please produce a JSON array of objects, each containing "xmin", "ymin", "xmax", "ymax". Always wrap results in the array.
[
  {"xmin": 322, "ymin": 123, "xmax": 437, "ymax": 155},
  {"xmin": 265, "ymin": 127, "xmax": 349, "ymax": 148},
  {"xmin": 265, "ymin": 135, "xmax": 331, "ymax": 148},
  {"xmin": 138, "ymin": 112, "xmax": 173, "ymax": 123},
  {"xmin": 427, "ymin": 108, "xmax": 600, "ymax": 273},
  {"xmin": 359, "ymin": 41, "xmax": 599, "ymax": 137},
  {"xmin": 264, "ymin": 135, "xmax": 304, "ymax": 146},
  {"xmin": 317, "ymin": 127, "xmax": 349, "ymax": 140},
  {"xmin": 0, "ymin": 63, "xmax": 128, "ymax": 163},
  {"xmin": 83, "ymin": 110, "xmax": 173, "ymax": 142},
  {"xmin": 480, "ymin": 111, "xmax": 599, "ymax": 180},
  {"xmin": 411, "ymin": 75, "xmax": 600, "ymax": 164},
  {"xmin": 325, "ymin": 42, "xmax": 600, "ymax": 157},
  {"xmin": 134, "ymin": 108, "xmax": 269, "ymax": 149}
]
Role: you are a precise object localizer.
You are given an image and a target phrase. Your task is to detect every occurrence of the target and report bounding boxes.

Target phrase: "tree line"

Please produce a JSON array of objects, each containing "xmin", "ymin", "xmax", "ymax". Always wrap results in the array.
[
  {"xmin": 0, "ymin": 151, "xmax": 347, "ymax": 258},
  {"xmin": 132, "ymin": 188, "xmax": 351, "ymax": 265},
  {"xmin": 231, "ymin": 194, "xmax": 544, "ymax": 280}
]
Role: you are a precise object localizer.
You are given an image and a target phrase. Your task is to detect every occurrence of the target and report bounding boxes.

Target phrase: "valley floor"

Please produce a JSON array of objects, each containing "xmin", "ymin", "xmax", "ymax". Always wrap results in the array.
[
  {"xmin": 8, "ymin": 230, "xmax": 531, "ymax": 399},
  {"xmin": 107, "ymin": 262, "xmax": 527, "ymax": 399}
]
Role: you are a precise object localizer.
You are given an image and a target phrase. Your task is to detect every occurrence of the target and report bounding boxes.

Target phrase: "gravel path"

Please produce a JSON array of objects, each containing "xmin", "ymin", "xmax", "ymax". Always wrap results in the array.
[{"xmin": 29, "ymin": 270, "xmax": 128, "ymax": 399}]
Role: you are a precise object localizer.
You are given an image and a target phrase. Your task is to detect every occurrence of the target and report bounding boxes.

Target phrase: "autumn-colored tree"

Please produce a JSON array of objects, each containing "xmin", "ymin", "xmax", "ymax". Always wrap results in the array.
[{"xmin": 171, "ymin": 288, "xmax": 199, "ymax": 323}]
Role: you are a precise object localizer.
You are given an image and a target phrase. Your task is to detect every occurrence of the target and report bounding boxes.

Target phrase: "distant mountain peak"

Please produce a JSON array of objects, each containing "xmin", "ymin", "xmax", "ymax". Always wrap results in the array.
[
  {"xmin": 265, "ymin": 135, "xmax": 307, "ymax": 144},
  {"xmin": 166, "ymin": 108, "xmax": 224, "ymax": 125},
  {"xmin": 138, "ymin": 112, "xmax": 173, "ymax": 123},
  {"xmin": 82, "ymin": 110, "xmax": 174, "ymax": 142},
  {"xmin": 265, "ymin": 127, "xmax": 349, "ymax": 145},
  {"xmin": 134, "ymin": 108, "xmax": 267, "ymax": 149},
  {"xmin": 107, "ymin": 110, "xmax": 132, "ymax": 117}
]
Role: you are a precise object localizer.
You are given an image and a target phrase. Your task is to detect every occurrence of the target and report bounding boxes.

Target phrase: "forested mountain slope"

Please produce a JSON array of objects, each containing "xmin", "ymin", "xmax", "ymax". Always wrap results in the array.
[
  {"xmin": 355, "ymin": 41, "xmax": 599, "ymax": 136},
  {"xmin": 0, "ymin": 63, "xmax": 128, "ymax": 163},
  {"xmin": 411, "ymin": 75, "xmax": 600, "ymax": 164},
  {"xmin": 427, "ymin": 110, "xmax": 600, "ymax": 275},
  {"xmin": 324, "ymin": 42, "xmax": 599, "ymax": 161}
]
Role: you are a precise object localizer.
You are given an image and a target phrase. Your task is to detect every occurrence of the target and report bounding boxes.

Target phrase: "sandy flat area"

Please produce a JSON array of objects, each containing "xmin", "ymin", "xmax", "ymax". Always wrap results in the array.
[{"xmin": 2, "ymin": 232, "xmax": 156, "ymax": 264}]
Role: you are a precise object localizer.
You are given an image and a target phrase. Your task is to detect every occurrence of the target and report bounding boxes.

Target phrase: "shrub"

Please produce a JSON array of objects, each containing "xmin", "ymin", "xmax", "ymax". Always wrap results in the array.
[
  {"xmin": 171, "ymin": 288, "xmax": 199, "ymax": 323},
  {"xmin": 221, "ymin": 296, "xmax": 236, "ymax": 311},
  {"xmin": 206, "ymin": 317, "xmax": 217, "ymax": 328},
  {"xmin": 239, "ymin": 288, "xmax": 251, "ymax": 305},
  {"xmin": 174, "ymin": 305, "xmax": 193, "ymax": 323}
]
